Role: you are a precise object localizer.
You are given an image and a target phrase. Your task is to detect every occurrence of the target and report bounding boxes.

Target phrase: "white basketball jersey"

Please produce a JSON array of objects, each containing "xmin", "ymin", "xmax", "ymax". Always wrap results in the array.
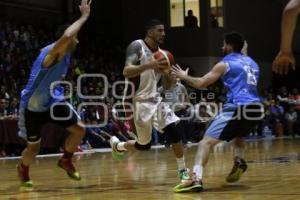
[{"xmin": 132, "ymin": 40, "xmax": 161, "ymax": 102}]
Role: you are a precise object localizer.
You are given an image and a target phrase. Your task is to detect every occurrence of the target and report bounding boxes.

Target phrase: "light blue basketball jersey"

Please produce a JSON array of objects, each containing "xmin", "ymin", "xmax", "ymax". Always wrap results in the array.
[
  {"xmin": 221, "ymin": 53, "xmax": 260, "ymax": 105},
  {"xmin": 20, "ymin": 43, "xmax": 70, "ymax": 112}
]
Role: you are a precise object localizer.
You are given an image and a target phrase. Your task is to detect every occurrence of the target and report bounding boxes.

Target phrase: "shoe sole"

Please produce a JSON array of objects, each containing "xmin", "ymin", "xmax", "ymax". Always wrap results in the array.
[
  {"xmin": 19, "ymin": 185, "xmax": 34, "ymax": 191},
  {"xmin": 111, "ymin": 143, "xmax": 125, "ymax": 161},
  {"xmin": 173, "ymin": 183, "xmax": 203, "ymax": 193},
  {"xmin": 111, "ymin": 150, "xmax": 125, "ymax": 161},
  {"xmin": 20, "ymin": 181, "xmax": 33, "ymax": 188},
  {"xmin": 57, "ymin": 162, "xmax": 81, "ymax": 181},
  {"xmin": 226, "ymin": 168, "xmax": 244, "ymax": 183}
]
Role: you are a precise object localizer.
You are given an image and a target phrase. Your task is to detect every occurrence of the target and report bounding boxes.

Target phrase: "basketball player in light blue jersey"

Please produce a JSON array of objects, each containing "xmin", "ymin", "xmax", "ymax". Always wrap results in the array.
[
  {"xmin": 17, "ymin": 0, "xmax": 92, "ymax": 188},
  {"xmin": 171, "ymin": 32, "xmax": 264, "ymax": 192}
]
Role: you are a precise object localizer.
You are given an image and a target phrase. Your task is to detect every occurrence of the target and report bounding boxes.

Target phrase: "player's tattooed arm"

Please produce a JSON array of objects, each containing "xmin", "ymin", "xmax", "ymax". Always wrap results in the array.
[
  {"xmin": 123, "ymin": 41, "xmax": 167, "ymax": 78},
  {"xmin": 123, "ymin": 41, "xmax": 149, "ymax": 78},
  {"xmin": 125, "ymin": 40, "xmax": 141, "ymax": 66}
]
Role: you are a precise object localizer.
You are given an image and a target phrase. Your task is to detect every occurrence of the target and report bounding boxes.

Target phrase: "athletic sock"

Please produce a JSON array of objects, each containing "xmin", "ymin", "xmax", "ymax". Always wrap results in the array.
[
  {"xmin": 176, "ymin": 156, "xmax": 186, "ymax": 170},
  {"xmin": 193, "ymin": 164, "xmax": 203, "ymax": 180}
]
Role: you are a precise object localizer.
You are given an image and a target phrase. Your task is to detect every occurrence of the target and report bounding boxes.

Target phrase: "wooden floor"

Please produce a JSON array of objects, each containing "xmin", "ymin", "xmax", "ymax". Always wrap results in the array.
[{"xmin": 1, "ymin": 138, "xmax": 300, "ymax": 200}]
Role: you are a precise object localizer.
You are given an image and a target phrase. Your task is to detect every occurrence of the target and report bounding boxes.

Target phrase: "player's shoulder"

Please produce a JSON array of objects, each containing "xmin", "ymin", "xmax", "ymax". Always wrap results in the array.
[
  {"xmin": 126, "ymin": 39, "xmax": 142, "ymax": 53},
  {"xmin": 41, "ymin": 42, "xmax": 56, "ymax": 52},
  {"xmin": 35, "ymin": 42, "xmax": 56, "ymax": 60},
  {"xmin": 221, "ymin": 54, "xmax": 233, "ymax": 63},
  {"xmin": 244, "ymin": 55, "xmax": 258, "ymax": 67},
  {"xmin": 128, "ymin": 39, "xmax": 143, "ymax": 48}
]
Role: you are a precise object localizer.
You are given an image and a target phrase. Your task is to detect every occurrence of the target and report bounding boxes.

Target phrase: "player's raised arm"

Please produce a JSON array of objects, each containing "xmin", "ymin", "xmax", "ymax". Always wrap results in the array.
[
  {"xmin": 43, "ymin": 0, "xmax": 92, "ymax": 68},
  {"xmin": 272, "ymin": 0, "xmax": 300, "ymax": 75}
]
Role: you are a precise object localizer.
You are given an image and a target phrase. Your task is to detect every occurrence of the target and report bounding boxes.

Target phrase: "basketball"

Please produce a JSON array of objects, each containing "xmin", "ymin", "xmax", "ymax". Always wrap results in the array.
[{"xmin": 153, "ymin": 49, "xmax": 175, "ymax": 74}]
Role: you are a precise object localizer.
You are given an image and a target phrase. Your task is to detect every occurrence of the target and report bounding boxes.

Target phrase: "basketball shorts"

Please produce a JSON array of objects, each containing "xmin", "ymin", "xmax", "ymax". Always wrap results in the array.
[
  {"xmin": 205, "ymin": 103, "xmax": 264, "ymax": 141},
  {"xmin": 18, "ymin": 102, "xmax": 80, "ymax": 143},
  {"xmin": 132, "ymin": 101, "xmax": 180, "ymax": 145}
]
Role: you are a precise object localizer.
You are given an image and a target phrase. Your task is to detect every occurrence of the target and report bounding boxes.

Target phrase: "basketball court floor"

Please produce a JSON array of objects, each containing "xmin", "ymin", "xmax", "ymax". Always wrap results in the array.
[{"xmin": 0, "ymin": 138, "xmax": 299, "ymax": 200}]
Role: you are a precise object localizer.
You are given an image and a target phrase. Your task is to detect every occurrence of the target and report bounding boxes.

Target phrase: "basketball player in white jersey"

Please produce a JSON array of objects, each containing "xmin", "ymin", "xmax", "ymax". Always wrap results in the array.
[
  {"xmin": 109, "ymin": 19, "xmax": 190, "ymax": 187},
  {"xmin": 273, "ymin": 0, "xmax": 300, "ymax": 74}
]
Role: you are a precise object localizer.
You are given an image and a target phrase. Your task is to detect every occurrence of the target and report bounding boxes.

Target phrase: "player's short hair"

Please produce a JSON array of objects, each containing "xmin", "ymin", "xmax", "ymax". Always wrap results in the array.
[
  {"xmin": 223, "ymin": 32, "xmax": 244, "ymax": 53},
  {"xmin": 145, "ymin": 19, "xmax": 164, "ymax": 34}
]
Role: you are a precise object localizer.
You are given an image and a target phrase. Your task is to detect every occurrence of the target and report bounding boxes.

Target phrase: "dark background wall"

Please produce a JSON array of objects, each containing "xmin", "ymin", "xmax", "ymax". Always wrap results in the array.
[
  {"xmin": 0, "ymin": 0, "xmax": 66, "ymax": 27},
  {"xmin": 224, "ymin": 0, "xmax": 283, "ymax": 62},
  {"xmin": 121, "ymin": 0, "xmax": 168, "ymax": 45}
]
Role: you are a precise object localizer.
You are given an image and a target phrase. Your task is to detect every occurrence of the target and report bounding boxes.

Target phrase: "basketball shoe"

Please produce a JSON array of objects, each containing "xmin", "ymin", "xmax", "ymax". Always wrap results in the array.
[
  {"xmin": 173, "ymin": 173, "xmax": 203, "ymax": 193},
  {"xmin": 178, "ymin": 168, "xmax": 190, "ymax": 183},
  {"xmin": 17, "ymin": 163, "xmax": 33, "ymax": 188},
  {"xmin": 57, "ymin": 158, "xmax": 81, "ymax": 181},
  {"xmin": 110, "ymin": 136, "xmax": 125, "ymax": 161},
  {"xmin": 226, "ymin": 157, "xmax": 248, "ymax": 183}
]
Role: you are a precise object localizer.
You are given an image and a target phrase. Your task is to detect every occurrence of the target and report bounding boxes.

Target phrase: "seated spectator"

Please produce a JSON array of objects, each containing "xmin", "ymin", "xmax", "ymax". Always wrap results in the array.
[
  {"xmin": 84, "ymin": 121, "xmax": 112, "ymax": 148},
  {"xmin": 0, "ymin": 86, "xmax": 9, "ymax": 99},
  {"xmin": 109, "ymin": 117, "xmax": 134, "ymax": 141},
  {"xmin": 269, "ymin": 99, "xmax": 284, "ymax": 136},
  {"xmin": 7, "ymin": 96, "xmax": 19, "ymax": 119},
  {"xmin": 285, "ymin": 106, "xmax": 297, "ymax": 138},
  {"xmin": 276, "ymin": 86, "xmax": 289, "ymax": 110},
  {"xmin": 0, "ymin": 146, "xmax": 6, "ymax": 157},
  {"xmin": 188, "ymin": 102, "xmax": 214, "ymax": 142},
  {"xmin": 288, "ymin": 88, "xmax": 300, "ymax": 115},
  {"xmin": 0, "ymin": 98, "xmax": 8, "ymax": 119}
]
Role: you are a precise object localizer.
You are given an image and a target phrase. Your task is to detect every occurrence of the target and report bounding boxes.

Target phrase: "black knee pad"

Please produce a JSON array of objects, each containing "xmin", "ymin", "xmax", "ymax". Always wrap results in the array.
[
  {"xmin": 164, "ymin": 122, "xmax": 182, "ymax": 144},
  {"xmin": 134, "ymin": 141, "xmax": 152, "ymax": 150}
]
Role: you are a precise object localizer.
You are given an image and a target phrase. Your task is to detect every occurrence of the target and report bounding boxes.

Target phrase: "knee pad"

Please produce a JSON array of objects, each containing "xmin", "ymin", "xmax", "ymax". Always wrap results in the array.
[
  {"xmin": 164, "ymin": 122, "xmax": 182, "ymax": 144},
  {"xmin": 135, "ymin": 141, "xmax": 152, "ymax": 150}
]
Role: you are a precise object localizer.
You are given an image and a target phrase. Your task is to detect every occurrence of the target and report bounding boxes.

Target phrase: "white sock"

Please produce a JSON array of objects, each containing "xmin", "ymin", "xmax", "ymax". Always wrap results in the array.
[
  {"xmin": 116, "ymin": 142, "xmax": 127, "ymax": 151},
  {"xmin": 176, "ymin": 156, "xmax": 186, "ymax": 170},
  {"xmin": 193, "ymin": 164, "xmax": 203, "ymax": 179},
  {"xmin": 234, "ymin": 146, "xmax": 245, "ymax": 159}
]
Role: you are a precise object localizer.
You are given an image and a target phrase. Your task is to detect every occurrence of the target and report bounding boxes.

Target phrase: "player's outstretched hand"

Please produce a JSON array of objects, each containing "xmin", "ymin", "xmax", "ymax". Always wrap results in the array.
[
  {"xmin": 171, "ymin": 64, "xmax": 189, "ymax": 80},
  {"xmin": 272, "ymin": 51, "xmax": 295, "ymax": 75}
]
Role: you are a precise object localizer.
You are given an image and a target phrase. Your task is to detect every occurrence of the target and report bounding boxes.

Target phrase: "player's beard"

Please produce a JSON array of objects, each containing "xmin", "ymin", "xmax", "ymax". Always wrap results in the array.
[
  {"xmin": 157, "ymin": 37, "xmax": 165, "ymax": 45},
  {"xmin": 222, "ymin": 48, "xmax": 230, "ymax": 56}
]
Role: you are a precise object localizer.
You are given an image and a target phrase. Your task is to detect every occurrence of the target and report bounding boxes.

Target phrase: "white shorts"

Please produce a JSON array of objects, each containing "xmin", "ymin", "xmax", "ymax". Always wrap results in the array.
[{"xmin": 133, "ymin": 100, "xmax": 180, "ymax": 145}]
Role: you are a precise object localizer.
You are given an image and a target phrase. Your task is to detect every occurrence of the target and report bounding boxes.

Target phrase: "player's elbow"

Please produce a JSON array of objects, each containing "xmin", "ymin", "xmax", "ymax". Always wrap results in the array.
[
  {"xmin": 196, "ymin": 83, "xmax": 207, "ymax": 89},
  {"xmin": 193, "ymin": 82, "xmax": 202, "ymax": 89},
  {"xmin": 62, "ymin": 30, "xmax": 74, "ymax": 40},
  {"xmin": 194, "ymin": 79, "xmax": 207, "ymax": 89},
  {"xmin": 123, "ymin": 67, "xmax": 133, "ymax": 78},
  {"xmin": 123, "ymin": 68, "xmax": 130, "ymax": 78}
]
